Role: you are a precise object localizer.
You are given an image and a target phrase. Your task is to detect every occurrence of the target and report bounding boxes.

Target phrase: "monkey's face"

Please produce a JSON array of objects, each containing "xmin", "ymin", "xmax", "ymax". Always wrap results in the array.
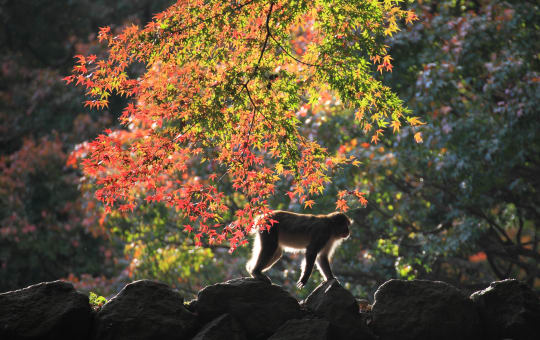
[{"xmin": 334, "ymin": 213, "xmax": 352, "ymax": 239}]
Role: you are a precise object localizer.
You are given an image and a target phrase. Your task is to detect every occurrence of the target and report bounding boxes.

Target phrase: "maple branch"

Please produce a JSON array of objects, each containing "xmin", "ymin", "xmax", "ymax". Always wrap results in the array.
[
  {"xmin": 243, "ymin": 84, "xmax": 270, "ymax": 136},
  {"xmin": 269, "ymin": 33, "xmax": 323, "ymax": 68},
  {"xmin": 243, "ymin": 83, "xmax": 259, "ymax": 111},
  {"xmin": 247, "ymin": 1, "xmax": 274, "ymax": 86},
  {"xmin": 239, "ymin": 1, "xmax": 274, "ymax": 153},
  {"xmin": 256, "ymin": 2, "xmax": 274, "ymax": 69},
  {"xmin": 171, "ymin": 0, "xmax": 260, "ymax": 35}
]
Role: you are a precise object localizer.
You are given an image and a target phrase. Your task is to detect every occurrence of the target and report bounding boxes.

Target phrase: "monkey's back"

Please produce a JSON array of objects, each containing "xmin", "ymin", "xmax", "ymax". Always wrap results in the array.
[{"xmin": 268, "ymin": 210, "xmax": 334, "ymax": 250}]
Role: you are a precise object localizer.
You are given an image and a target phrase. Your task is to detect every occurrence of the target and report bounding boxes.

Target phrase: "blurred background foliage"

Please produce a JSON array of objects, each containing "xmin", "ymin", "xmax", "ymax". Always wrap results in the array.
[{"xmin": 0, "ymin": 0, "xmax": 538, "ymax": 299}]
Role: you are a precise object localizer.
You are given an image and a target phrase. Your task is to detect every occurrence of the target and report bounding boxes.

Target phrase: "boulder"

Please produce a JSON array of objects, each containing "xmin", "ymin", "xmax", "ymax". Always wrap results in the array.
[
  {"xmin": 268, "ymin": 318, "xmax": 331, "ymax": 340},
  {"xmin": 303, "ymin": 279, "xmax": 376, "ymax": 340},
  {"xmin": 371, "ymin": 279, "xmax": 482, "ymax": 340},
  {"xmin": 91, "ymin": 280, "xmax": 197, "ymax": 340},
  {"xmin": 196, "ymin": 278, "xmax": 304, "ymax": 339},
  {"xmin": 471, "ymin": 279, "xmax": 540, "ymax": 340},
  {"xmin": 192, "ymin": 313, "xmax": 246, "ymax": 340},
  {"xmin": 0, "ymin": 280, "xmax": 92, "ymax": 340}
]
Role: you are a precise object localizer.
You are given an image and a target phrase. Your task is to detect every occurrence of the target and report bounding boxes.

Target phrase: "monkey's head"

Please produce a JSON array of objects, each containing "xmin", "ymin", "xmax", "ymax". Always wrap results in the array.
[{"xmin": 331, "ymin": 212, "xmax": 353, "ymax": 239}]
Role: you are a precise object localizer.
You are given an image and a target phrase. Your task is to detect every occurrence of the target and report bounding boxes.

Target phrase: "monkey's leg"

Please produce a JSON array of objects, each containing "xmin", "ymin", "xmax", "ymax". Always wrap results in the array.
[
  {"xmin": 250, "ymin": 232, "xmax": 279, "ymax": 284},
  {"xmin": 297, "ymin": 249, "xmax": 317, "ymax": 288},
  {"xmin": 316, "ymin": 255, "xmax": 335, "ymax": 281},
  {"xmin": 263, "ymin": 248, "xmax": 283, "ymax": 271}
]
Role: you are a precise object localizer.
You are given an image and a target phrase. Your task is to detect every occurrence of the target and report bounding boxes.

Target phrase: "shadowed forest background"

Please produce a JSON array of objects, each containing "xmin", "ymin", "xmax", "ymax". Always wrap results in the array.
[{"xmin": 0, "ymin": 0, "xmax": 538, "ymax": 300}]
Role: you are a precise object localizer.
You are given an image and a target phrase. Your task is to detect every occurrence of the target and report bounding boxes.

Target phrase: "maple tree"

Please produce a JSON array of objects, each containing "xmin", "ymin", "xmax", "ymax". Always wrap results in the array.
[{"xmin": 65, "ymin": 0, "xmax": 419, "ymax": 250}]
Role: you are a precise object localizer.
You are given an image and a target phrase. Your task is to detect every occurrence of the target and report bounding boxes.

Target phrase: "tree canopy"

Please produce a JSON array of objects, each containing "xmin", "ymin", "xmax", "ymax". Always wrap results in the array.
[{"xmin": 65, "ymin": 0, "xmax": 419, "ymax": 250}]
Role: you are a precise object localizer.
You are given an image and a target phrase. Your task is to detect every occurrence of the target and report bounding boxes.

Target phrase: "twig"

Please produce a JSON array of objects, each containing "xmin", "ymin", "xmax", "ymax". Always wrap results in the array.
[{"xmin": 269, "ymin": 33, "xmax": 323, "ymax": 67}]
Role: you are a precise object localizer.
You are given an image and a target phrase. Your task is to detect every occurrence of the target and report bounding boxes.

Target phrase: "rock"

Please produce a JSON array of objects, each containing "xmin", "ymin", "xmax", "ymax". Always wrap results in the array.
[
  {"xmin": 0, "ymin": 280, "xmax": 92, "ymax": 340},
  {"xmin": 196, "ymin": 278, "xmax": 304, "ymax": 339},
  {"xmin": 192, "ymin": 313, "xmax": 246, "ymax": 340},
  {"xmin": 357, "ymin": 299, "xmax": 372, "ymax": 312},
  {"xmin": 371, "ymin": 279, "xmax": 482, "ymax": 340},
  {"xmin": 303, "ymin": 279, "xmax": 376, "ymax": 340},
  {"xmin": 471, "ymin": 279, "xmax": 540, "ymax": 340},
  {"xmin": 268, "ymin": 318, "xmax": 331, "ymax": 340},
  {"xmin": 185, "ymin": 298, "xmax": 198, "ymax": 313},
  {"xmin": 92, "ymin": 280, "xmax": 197, "ymax": 340}
]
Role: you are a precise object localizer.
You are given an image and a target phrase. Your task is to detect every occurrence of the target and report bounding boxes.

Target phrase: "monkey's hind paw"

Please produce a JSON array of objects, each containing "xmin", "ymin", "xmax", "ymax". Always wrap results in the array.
[{"xmin": 253, "ymin": 273, "xmax": 272, "ymax": 284}]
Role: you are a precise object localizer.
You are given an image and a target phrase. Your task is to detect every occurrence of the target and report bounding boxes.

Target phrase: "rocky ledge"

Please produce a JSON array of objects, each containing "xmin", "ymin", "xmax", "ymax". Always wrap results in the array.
[{"xmin": 1, "ymin": 278, "xmax": 539, "ymax": 340}]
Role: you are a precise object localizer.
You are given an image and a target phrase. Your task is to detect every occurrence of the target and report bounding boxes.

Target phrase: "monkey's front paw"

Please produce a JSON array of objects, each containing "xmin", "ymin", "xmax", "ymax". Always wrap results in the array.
[{"xmin": 296, "ymin": 279, "xmax": 307, "ymax": 289}]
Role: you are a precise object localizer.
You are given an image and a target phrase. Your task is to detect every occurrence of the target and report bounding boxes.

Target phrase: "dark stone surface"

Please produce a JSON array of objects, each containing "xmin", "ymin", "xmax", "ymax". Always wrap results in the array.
[
  {"xmin": 0, "ymin": 280, "xmax": 92, "ymax": 340},
  {"xmin": 196, "ymin": 278, "xmax": 304, "ymax": 340},
  {"xmin": 471, "ymin": 279, "xmax": 540, "ymax": 340},
  {"xmin": 3, "ymin": 277, "xmax": 537, "ymax": 340},
  {"xmin": 192, "ymin": 313, "xmax": 246, "ymax": 340},
  {"xmin": 303, "ymin": 279, "xmax": 376, "ymax": 340},
  {"xmin": 91, "ymin": 279, "xmax": 197, "ymax": 340},
  {"xmin": 267, "ymin": 318, "xmax": 331, "ymax": 340},
  {"xmin": 185, "ymin": 298, "xmax": 198, "ymax": 313},
  {"xmin": 371, "ymin": 279, "xmax": 482, "ymax": 340}
]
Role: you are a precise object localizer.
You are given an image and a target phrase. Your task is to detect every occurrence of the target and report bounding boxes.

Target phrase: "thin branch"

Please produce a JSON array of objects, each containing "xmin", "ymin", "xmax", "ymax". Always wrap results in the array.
[
  {"xmin": 368, "ymin": 201, "xmax": 447, "ymax": 234},
  {"xmin": 240, "ymin": 2, "xmax": 274, "ymax": 155},
  {"xmin": 414, "ymin": 174, "xmax": 514, "ymax": 243},
  {"xmin": 485, "ymin": 252, "xmax": 505, "ymax": 279},
  {"xmin": 269, "ymin": 33, "xmax": 323, "ymax": 67},
  {"xmin": 246, "ymin": 1, "xmax": 275, "ymax": 87},
  {"xmin": 171, "ymin": 0, "xmax": 261, "ymax": 35},
  {"xmin": 516, "ymin": 210, "xmax": 524, "ymax": 246},
  {"xmin": 244, "ymin": 83, "xmax": 259, "ymax": 113},
  {"xmin": 334, "ymin": 268, "xmax": 387, "ymax": 283},
  {"xmin": 470, "ymin": 208, "xmax": 512, "ymax": 243}
]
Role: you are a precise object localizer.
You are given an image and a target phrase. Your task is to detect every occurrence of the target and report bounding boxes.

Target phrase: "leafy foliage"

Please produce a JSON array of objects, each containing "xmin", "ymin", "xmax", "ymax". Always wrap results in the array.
[
  {"xmin": 89, "ymin": 291, "xmax": 108, "ymax": 311},
  {"xmin": 0, "ymin": 0, "xmax": 173, "ymax": 292},
  {"xmin": 66, "ymin": 0, "xmax": 419, "ymax": 250},
  {"xmin": 335, "ymin": 0, "xmax": 540, "ymax": 290}
]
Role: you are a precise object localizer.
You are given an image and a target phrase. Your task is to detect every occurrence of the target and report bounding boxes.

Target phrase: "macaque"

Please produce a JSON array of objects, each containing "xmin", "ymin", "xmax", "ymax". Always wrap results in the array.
[{"xmin": 246, "ymin": 210, "xmax": 352, "ymax": 288}]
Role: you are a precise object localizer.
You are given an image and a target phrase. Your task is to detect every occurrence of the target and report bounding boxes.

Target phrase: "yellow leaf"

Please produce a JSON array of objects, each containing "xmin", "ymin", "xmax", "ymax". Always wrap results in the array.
[{"xmin": 408, "ymin": 116, "xmax": 426, "ymax": 126}]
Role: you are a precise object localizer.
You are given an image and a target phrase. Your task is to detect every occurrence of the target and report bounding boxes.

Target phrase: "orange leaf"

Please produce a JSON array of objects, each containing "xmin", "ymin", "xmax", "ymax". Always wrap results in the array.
[
  {"xmin": 336, "ymin": 199, "xmax": 349, "ymax": 212},
  {"xmin": 304, "ymin": 200, "xmax": 315, "ymax": 209},
  {"xmin": 391, "ymin": 120, "xmax": 401, "ymax": 133},
  {"xmin": 414, "ymin": 132, "xmax": 423, "ymax": 143}
]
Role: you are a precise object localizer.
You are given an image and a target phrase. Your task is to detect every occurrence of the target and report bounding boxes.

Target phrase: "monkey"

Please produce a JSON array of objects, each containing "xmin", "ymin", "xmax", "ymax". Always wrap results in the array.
[{"xmin": 246, "ymin": 210, "xmax": 353, "ymax": 288}]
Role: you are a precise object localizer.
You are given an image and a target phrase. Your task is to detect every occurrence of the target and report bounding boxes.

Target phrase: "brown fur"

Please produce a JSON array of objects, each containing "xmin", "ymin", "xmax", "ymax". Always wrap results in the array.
[{"xmin": 246, "ymin": 210, "xmax": 353, "ymax": 288}]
